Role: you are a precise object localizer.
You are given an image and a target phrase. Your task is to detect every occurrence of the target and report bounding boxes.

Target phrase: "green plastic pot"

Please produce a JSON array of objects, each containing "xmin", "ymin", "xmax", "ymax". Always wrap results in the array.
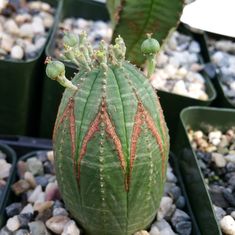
[
  {"xmin": 39, "ymin": 0, "xmax": 110, "ymax": 138},
  {"xmin": 157, "ymin": 24, "xmax": 217, "ymax": 145},
  {"xmin": 0, "ymin": 0, "xmax": 63, "ymax": 136},
  {"xmin": 0, "ymin": 143, "xmax": 17, "ymax": 228},
  {"xmin": 173, "ymin": 106, "xmax": 235, "ymax": 235},
  {"xmin": 203, "ymin": 33, "xmax": 235, "ymax": 109}
]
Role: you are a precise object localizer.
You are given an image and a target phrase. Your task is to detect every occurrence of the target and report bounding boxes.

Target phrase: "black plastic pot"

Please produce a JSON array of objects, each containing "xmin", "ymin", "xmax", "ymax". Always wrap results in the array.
[
  {"xmin": 0, "ymin": 135, "xmax": 52, "ymax": 157},
  {"xmin": 0, "ymin": 143, "xmax": 17, "ymax": 228},
  {"xmin": 173, "ymin": 106, "xmax": 235, "ymax": 235},
  {"xmin": 0, "ymin": 0, "xmax": 63, "ymax": 136},
  {"xmin": 39, "ymin": 0, "xmax": 110, "ymax": 138},
  {"xmin": 203, "ymin": 33, "xmax": 235, "ymax": 109},
  {"xmin": 157, "ymin": 24, "xmax": 217, "ymax": 146}
]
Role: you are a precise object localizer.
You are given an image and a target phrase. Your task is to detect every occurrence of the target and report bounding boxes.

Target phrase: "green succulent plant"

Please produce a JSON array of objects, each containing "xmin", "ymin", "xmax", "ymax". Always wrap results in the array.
[
  {"xmin": 107, "ymin": 0, "xmax": 185, "ymax": 66},
  {"xmin": 46, "ymin": 32, "xmax": 169, "ymax": 235}
]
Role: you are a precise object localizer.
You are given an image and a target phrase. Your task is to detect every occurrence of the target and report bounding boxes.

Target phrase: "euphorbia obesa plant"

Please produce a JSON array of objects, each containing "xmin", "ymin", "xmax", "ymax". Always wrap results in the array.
[
  {"xmin": 46, "ymin": 32, "xmax": 169, "ymax": 235},
  {"xmin": 107, "ymin": 0, "xmax": 185, "ymax": 66}
]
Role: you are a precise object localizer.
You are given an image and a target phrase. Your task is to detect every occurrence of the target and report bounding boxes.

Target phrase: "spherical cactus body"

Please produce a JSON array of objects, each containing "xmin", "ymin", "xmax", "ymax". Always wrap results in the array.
[{"xmin": 48, "ymin": 33, "xmax": 169, "ymax": 235}]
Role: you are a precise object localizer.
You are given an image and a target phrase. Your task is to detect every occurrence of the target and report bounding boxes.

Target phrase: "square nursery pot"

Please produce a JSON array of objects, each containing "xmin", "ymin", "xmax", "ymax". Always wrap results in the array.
[
  {"xmin": 156, "ymin": 24, "xmax": 217, "ymax": 146},
  {"xmin": 0, "ymin": 150, "xmax": 200, "ymax": 234},
  {"xmin": 0, "ymin": 135, "xmax": 52, "ymax": 157},
  {"xmin": 0, "ymin": 0, "xmax": 63, "ymax": 136},
  {"xmin": 201, "ymin": 32, "xmax": 235, "ymax": 109},
  {"xmin": 39, "ymin": 0, "xmax": 110, "ymax": 138},
  {"xmin": 173, "ymin": 106, "xmax": 235, "ymax": 235},
  {"xmin": 0, "ymin": 143, "xmax": 17, "ymax": 228}
]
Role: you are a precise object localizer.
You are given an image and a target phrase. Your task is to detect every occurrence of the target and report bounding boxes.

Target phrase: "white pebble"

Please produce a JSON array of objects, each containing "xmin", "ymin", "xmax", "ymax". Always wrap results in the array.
[
  {"xmin": 62, "ymin": 220, "xmax": 80, "ymax": 235},
  {"xmin": 6, "ymin": 215, "xmax": 20, "ymax": 232},
  {"xmin": 220, "ymin": 215, "xmax": 235, "ymax": 235},
  {"xmin": 20, "ymin": 23, "xmax": 34, "ymax": 38},
  {"xmin": 5, "ymin": 19, "xmax": 20, "ymax": 35},
  {"xmin": 10, "ymin": 45, "xmax": 24, "ymax": 59},
  {"xmin": 1, "ymin": 34, "xmax": 14, "ymax": 52},
  {"xmin": 172, "ymin": 80, "xmax": 188, "ymax": 97},
  {"xmin": 0, "ymin": 159, "xmax": 11, "ymax": 179},
  {"xmin": 32, "ymin": 17, "xmax": 45, "ymax": 34},
  {"xmin": 209, "ymin": 131, "xmax": 222, "ymax": 144},
  {"xmin": 20, "ymin": 203, "xmax": 34, "ymax": 214},
  {"xmin": 150, "ymin": 225, "xmax": 160, "ymax": 235},
  {"xmin": 134, "ymin": 231, "xmax": 150, "ymax": 235},
  {"xmin": 28, "ymin": 185, "xmax": 43, "ymax": 203},
  {"xmin": 212, "ymin": 153, "xmax": 226, "ymax": 168},
  {"xmin": 157, "ymin": 197, "xmax": 175, "ymax": 220}
]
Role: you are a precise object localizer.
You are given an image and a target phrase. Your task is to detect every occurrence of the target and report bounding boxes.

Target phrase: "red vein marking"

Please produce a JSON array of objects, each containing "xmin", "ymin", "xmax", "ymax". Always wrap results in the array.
[
  {"xmin": 53, "ymin": 98, "xmax": 73, "ymax": 141},
  {"xmin": 128, "ymin": 101, "xmax": 166, "ymax": 190},
  {"xmin": 53, "ymin": 98, "xmax": 77, "ymax": 177},
  {"xmin": 77, "ymin": 101, "xmax": 126, "ymax": 188},
  {"xmin": 77, "ymin": 113, "xmax": 101, "ymax": 182},
  {"xmin": 69, "ymin": 100, "xmax": 76, "ymax": 173},
  {"xmin": 103, "ymin": 110, "xmax": 126, "ymax": 171},
  {"xmin": 143, "ymin": 103, "xmax": 165, "ymax": 179},
  {"xmin": 155, "ymin": 95, "xmax": 169, "ymax": 153}
]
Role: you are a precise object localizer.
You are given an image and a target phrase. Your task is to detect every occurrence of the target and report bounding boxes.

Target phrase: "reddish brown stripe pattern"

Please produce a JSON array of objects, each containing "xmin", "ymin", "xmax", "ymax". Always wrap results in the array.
[
  {"xmin": 129, "ymin": 101, "xmax": 165, "ymax": 190},
  {"xmin": 77, "ymin": 101, "xmax": 126, "ymax": 186},
  {"xmin": 53, "ymin": 98, "xmax": 77, "ymax": 176},
  {"xmin": 155, "ymin": 95, "xmax": 169, "ymax": 153},
  {"xmin": 77, "ymin": 113, "xmax": 101, "ymax": 182}
]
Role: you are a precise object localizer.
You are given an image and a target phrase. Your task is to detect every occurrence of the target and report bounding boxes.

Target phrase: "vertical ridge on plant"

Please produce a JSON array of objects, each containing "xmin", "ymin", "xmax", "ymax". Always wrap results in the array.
[
  {"xmin": 106, "ymin": 0, "xmax": 185, "ymax": 66},
  {"xmin": 46, "ymin": 32, "xmax": 169, "ymax": 235}
]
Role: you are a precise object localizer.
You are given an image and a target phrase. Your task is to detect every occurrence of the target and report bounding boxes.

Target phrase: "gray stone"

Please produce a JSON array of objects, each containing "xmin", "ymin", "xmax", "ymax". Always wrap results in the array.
[
  {"xmin": 169, "ymin": 186, "xmax": 181, "ymax": 201},
  {"xmin": 175, "ymin": 196, "xmax": 186, "ymax": 209},
  {"xmin": 174, "ymin": 221, "xmax": 192, "ymax": 235},
  {"xmin": 35, "ymin": 176, "xmax": 49, "ymax": 188},
  {"xmin": 223, "ymin": 189, "xmax": 235, "ymax": 207},
  {"xmin": 225, "ymin": 154, "xmax": 235, "ymax": 163},
  {"xmin": 26, "ymin": 157, "xmax": 43, "ymax": 176},
  {"xmin": 14, "ymin": 229, "xmax": 30, "ymax": 235},
  {"xmin": 29, "ymin": 221, "xmax": 49, "ymax": 235},
  {"xmin": 18, "ymin": 213, "xmax": 34, "ymax": 228},
  {"xmin": 209, "ymin": 185, "xmax": 229, "ymax": 208},
  {"xmin": 53, "ymin": 207, "xmax": 69, "ymax": 217},
  {"xmin": 213, "ymin": 205, "xmax": 226, "ymax": 221},
  {"xmin": 0, "ymin": 226, "xmax": 12, "ymax": 235},
  {"xmin": 171, "ymin": 209, "xmax": 191, "ymax": 225},
  {"xmin": 6, "ymin": 203, "xmax": 22, "ymax": 217}
]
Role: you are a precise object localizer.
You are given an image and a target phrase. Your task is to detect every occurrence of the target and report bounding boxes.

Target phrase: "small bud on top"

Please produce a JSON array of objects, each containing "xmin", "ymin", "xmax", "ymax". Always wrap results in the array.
[
  {"xmin": 46, "ymin": 60, "xmax": 77, "ymax": 90},
  {"xmin": 141, "ymin": 34, "xmax": 160, "ymax": 55},
  {"xmin": 46, "ymin": 60, "xmax": 65, "ymax": 80},
  {"xmin": 63, "ymin": 32, "xmax": 79, "ymax": 48}
]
